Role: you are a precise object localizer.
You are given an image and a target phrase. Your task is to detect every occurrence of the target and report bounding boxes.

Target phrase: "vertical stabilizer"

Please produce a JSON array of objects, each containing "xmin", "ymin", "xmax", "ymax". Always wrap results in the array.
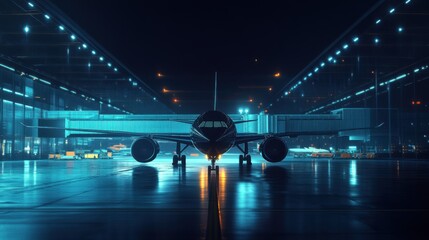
[{"xmin": 214, "ymin": 72, "xmax": 218, "ymax": 111}]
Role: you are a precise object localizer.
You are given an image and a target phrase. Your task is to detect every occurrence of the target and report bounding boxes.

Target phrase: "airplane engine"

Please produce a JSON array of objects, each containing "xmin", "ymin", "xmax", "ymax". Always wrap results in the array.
[
  {"xmin": 131, "ymin": 137, "xmax": 160, "ymax": 163},
  {"xmin": 259, "ymin": 137, "xmax": 288, "ymax": 162}
]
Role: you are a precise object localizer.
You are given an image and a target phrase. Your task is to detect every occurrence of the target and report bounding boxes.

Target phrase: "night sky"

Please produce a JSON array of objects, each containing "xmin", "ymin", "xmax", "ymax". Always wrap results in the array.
[{"xmin": 51, "ymin": 0, "xmax": 379, "ymax": 113}]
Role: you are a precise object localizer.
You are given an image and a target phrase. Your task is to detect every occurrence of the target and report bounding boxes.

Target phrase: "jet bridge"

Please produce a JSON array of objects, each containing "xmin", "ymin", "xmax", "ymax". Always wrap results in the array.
[{"xmin": 38, "ymin": 108, "xmax": 384, "ymax": 141}]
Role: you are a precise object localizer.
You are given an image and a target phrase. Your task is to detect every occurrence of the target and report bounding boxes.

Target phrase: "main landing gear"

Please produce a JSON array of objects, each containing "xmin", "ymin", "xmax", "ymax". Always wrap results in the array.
[
  {"xmin": 172, "ymin": 142, "xmax": 189, "ymax": 166},
  {"xmin": 237, "ymin": 142, "xmax": 252, "ymax": 165}
]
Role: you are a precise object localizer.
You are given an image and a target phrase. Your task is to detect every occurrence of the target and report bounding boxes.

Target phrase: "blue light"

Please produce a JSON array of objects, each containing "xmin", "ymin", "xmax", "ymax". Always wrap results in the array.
[
  {"xmin": 99, "ymin": 56, "xmax": 104, "ymax": 62},
  {"xmin": 314, "ymin": 67, "xmax": 319, "ymax": 72},
  {"xmin": 320, "ymin": 62, "xmax": 325, "ymax": 67},
  {"xmin": 376, "ymin": 19, "xmax": 381, "ymax": 24},
  {"xmin": 414, "ymin": 69, "xmax": 420, "ymax": 73},
  {"xmin": 82, "ymin": 44, "xmax": 87, "ymax": 49},
  {"xmin": 153, "ymin": 97, "xmax": 157, "ymax": 101},
  {"xmin": 238, "ymin": 108, "xmax": 244, "ymax": 114},
  {"xmin": 114, "ymin": 68, "xmax": 118, "ymax": 72},
  {"xmin": 389, "ymin": 8, "xmax": 395, "ymax": 14},
  {"xmin": 244, "ymin": 108, "xmax": 249, "ymax": 114},
  {"xmin": 128, "ymin": 78, "xmax": 132, "ymax": 82},
  {"xmin": 374, "ymin": 38, "xmax": 380, "ymax": 44},
  {"xmin": 353, "ymin": 37, "xmax": 359, "ymax": 42},
  {"xmin": 328, "ymin": 56, "xmax": 333, "ymax": 62},
  {"xmin": 2, "ymin": 88, "xmax": 13, "ymax": 93},
  {"xmin": 59, "ymin": 86, "xmax": 69, "ymax": 91},
  {"xmin": 0, "ymin": 63, "xmax": 15, "ymax": 72},
  {"xmin": 39, "ymin": 79, "xmax": 51, "ymax": 85},
  {"xmin": 107, "ymin": 63, "xmax": 112, "ymax": 67},
  {"xmin": 398, "ymin": 27, "xmax": 404, "ymax": 32},
  {"xmin": 28, "ymin": 2, "xmax": 34, "ymax": 7},
  {"xmin": 308, "ymin": 73, "xmax": 313, "ymax": 77},
  {"xmin": 24, "ymin": 25, "xmax": 30, "ymax": 33},
  {"xmin": 336, "ymin": 50, "xmax": 341, "ymax": 55},
  {"xmin": 59, "ymin": 25, "xmax": 65, "ymax": 31},
  {"xmin": 70, "ymin": 34, "xmax": 76, "ymax": 40},
  {"xmin": 405, "ymin": 0, "xmax": 411, "ymax": 4},
  {"xmin": 44, "ymin": 14, "xmax": 50, "ymax": 20},
  {"xmin": 91, "ymin": 50, "xmax": 96, "ymax": 55},
  {"xmin": 284, "ymin": 92, "xmax": 288, "ymax": 96},
  {"xmin": 343, "ymin": 44, "xmax": 349, "ymax": 50},
  {"xmin": 304, "ymin": 77, "xmax": 307, "ymax": 81},
  {"xmin": 88, "ymin": 62, "xmax": 91, "ymax": 68}
]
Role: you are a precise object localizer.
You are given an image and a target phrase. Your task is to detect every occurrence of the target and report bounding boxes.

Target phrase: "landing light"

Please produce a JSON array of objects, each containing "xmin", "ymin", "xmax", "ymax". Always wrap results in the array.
[
  {"xmin": 24, "ymin": 25, "xmax": 30, "ymax": 33},
  {"xmin": 238, "ymin": 108, "xmax": 244, "ymax": 114}
]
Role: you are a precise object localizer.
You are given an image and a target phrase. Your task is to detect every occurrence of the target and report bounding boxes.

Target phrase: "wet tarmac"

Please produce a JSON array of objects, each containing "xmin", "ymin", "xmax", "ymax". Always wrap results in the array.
[{"xmin": 0, "ymin": 155, "xmax": 429, "ymax": 240}]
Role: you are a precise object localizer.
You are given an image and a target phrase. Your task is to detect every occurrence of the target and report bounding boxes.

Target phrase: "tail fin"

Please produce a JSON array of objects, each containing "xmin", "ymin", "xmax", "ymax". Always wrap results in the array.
[{"xmin": 214, "ymin": 72, "xmax": 218, "ymax": 111}]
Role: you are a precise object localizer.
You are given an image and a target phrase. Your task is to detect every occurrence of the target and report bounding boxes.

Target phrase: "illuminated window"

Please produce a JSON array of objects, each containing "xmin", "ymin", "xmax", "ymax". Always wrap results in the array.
[
  {"xmin": 221, "ymin": 122, "xmax": 228, "ymax": 128},
  {"xmin": 205, "ymin": 121, "xmax": 213, "ymax": 128},
  {"xmin": 213, "ymin": 121, "xmax": 222, "ymax": 128},
  {"xmin": 198, "ymin": 121, "xmax": 205, "ymax": 128}
]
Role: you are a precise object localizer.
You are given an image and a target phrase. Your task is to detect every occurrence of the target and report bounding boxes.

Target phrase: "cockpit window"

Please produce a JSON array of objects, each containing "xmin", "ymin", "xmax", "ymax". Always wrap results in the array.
[
  {"xmin": 198, "ymin": 121, "xmax": 227, "ymax": 128},
  {"xmin": 205, "ymin": 121, "xmax": 213, "ymax": 128}
]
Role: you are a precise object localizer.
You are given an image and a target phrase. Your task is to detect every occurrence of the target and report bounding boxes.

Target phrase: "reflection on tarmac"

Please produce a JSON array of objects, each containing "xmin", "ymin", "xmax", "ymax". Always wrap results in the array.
[{"xmin": 0, "ymin": 156, "xmax": 428, "ymax": 239}]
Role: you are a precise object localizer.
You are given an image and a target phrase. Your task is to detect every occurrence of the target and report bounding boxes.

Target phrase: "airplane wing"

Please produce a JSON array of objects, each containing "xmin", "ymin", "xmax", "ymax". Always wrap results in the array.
[
  {"xmin": 234, "ymin": 123, "xmax": 384, "ymax": 145},
  {"xmin": 21, "ymin": 123, "xmax": 194, "ymax": 145}
]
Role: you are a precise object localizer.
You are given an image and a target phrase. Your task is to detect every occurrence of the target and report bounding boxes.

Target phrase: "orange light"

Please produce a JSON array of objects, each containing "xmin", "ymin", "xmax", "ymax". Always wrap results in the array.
[
  {"xmin": 157, "ymin": 73, "xmax": 163, "ymax": 77},
  {"xmin": 274, "ymin": 72, "xmax": 281, "ymax": 78},
  {"xmin": 268, "ymin": 87, "xmax": 272, "ymax": 91},
  {"xmin": 417, "ymin": 101, "xmax": 421, "ymax": 105},
  {"xmin": 162, "ymin": 88, "xmax": 168, "ymax": 93},
  {"xmin": 173, "ymin": 98, "xmax": 179, "ymax": 103},
  {"xmin": 249, "ymin": 98, "xmax": 253, "ymax": 103},
  {"xmin": 218, "ymin": 154, "xmax": 222, "ymax": 160}
]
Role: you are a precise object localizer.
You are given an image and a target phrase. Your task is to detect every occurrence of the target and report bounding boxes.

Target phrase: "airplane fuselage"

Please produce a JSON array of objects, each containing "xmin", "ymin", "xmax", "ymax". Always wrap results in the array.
[{"xmin": 190, "ymin": 110, "xmax": 237, "ymax": 159}]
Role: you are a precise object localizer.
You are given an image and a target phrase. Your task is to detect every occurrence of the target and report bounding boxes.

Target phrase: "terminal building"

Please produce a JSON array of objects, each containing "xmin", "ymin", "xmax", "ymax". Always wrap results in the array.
[{"xmin": 1, "ymin": 0, "xmax": 429, "ymax": 160}]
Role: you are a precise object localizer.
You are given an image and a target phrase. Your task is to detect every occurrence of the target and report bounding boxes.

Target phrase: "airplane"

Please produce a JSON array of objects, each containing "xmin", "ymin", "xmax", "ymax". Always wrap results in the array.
[{"xmin": 23, "ymin": 73, "xmax": 383, "ymax": 170}]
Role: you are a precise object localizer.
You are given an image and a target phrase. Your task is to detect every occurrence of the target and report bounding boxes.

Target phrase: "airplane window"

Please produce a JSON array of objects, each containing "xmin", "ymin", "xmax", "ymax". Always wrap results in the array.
[
  {"xmin": 198, "ymin": 121, "xmax": 205, "ymax": 128},
  {"xmin": 221, "ymin": 121, "xmax": 228, "ymax": 128},
  {"xmin": 213, "ymin": 121, "xmax": 222, "ymax": 128},
  {"xmin": 205, "ymin": 121, "xmax": 213, "ymax": 128}
]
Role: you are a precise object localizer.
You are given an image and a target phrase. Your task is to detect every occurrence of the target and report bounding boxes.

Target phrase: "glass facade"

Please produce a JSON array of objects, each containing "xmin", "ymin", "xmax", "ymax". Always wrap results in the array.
[{"xmin": 0, "ymin": 64, "xmax": 105, "ymax": 160}]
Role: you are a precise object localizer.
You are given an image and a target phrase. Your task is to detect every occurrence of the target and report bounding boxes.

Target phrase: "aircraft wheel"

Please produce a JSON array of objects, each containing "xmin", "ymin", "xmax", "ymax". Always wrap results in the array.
[
  {"xmin": 239, "ymin": 155, "xmax": 244, "ymax": 165},
  {"xmin": 246, "ymin": 155, "xmax": 252, "ymax": 165},
  {"xmin": 181, "ymin": 155, "xmax": 186, "ymax": 165},
  {"xmin": 172, "ymin": 155, "xmax": 179, "ymax": 165}
]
